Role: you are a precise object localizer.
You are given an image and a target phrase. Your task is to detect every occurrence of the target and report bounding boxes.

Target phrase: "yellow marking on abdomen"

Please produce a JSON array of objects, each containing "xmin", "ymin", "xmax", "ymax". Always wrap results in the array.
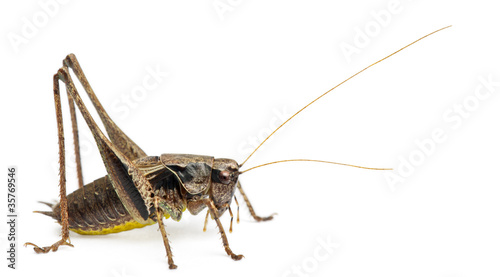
[
  {"xmin": 70, "ymin": 220, "xmax": 151, "ymax": 235},
  {"xmin": 70, "ymin": 214, "xmax": 171, "ymax": 235}
]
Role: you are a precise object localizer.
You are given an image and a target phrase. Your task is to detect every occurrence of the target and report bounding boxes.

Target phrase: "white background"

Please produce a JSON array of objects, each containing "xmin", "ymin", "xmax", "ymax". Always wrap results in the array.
[{"xmin": 1, "ymin": 1, "xmax": 500, "ymax": 276}]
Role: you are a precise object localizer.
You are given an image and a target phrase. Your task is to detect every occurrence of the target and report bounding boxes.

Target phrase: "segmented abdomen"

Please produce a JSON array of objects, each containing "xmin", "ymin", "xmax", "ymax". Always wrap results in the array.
[{"xmin": 43, "ymin": 175, "xmax": 151, "ymax": 235}]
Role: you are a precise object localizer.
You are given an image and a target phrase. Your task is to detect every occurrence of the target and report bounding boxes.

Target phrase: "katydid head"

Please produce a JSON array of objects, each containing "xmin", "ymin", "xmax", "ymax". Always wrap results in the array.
[{"xmin": 210, "ymin": 158, "xmax": 240, "ymax": 216}]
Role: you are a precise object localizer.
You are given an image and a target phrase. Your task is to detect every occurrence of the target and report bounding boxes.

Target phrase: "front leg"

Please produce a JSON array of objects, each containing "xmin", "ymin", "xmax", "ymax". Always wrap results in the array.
[
  {"xmin": 204, "ymin": 198, "xmax": 243, "ymax": 261},
  {"xmin": 237, "ymin": 182, "xmax": 276, "ymax": 222}
]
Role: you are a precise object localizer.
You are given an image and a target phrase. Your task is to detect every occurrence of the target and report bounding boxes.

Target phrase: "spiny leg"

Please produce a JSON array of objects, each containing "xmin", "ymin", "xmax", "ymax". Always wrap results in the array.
[
  {"xmin": 204, "ymin": 198, "xmax": 243, "ymax": 261},
  {"xmin": 25, "ymin": 72, "xmax": 74, "ymax": 253},
  {"xmin": 237, "ymin": 181, "xmax": 276, "ymax": 222},
  {"xmin": 27, "ymin": 61, "xmax": 142, "ymax": 253},
  {"xmin": 155, "ymin": 198, "xmax": 177, "ymax": 269}
]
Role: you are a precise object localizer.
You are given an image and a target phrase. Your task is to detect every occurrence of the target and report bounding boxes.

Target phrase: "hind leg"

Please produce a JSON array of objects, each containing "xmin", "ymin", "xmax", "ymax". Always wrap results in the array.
[{"xmin": 25, "ymin": 73, "xmax": 73, "ymax": 253}]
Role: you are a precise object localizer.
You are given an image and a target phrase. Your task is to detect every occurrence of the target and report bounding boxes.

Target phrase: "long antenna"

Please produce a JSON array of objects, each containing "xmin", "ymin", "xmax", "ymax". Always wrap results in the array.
[
  {"xmin": 239, "ymin": 25, "xmax": 452, "ymax": 168},
  {"xmin": 239, "ymin": 159, "xmax": 392, "ymax": 174}
]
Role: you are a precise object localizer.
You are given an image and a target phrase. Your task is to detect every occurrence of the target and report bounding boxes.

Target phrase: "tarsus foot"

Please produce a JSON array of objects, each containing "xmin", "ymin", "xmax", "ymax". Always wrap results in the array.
[
  {"xmin": 252, "ymin": 212, "xmax": 277, "ymax": 222},
  {"xmin": 24, "ymin": 239, "xmax": 73, "ymax": 253},
  {"xmin": 231, "ymin": 253, "xmax": 244, "ymax": 260}
]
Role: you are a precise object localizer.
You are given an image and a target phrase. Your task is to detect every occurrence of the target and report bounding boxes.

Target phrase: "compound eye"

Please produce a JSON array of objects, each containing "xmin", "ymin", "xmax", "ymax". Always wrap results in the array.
[{"xmin": 218, "ymin": 170, "xmax": 231, "ymax": 184}]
